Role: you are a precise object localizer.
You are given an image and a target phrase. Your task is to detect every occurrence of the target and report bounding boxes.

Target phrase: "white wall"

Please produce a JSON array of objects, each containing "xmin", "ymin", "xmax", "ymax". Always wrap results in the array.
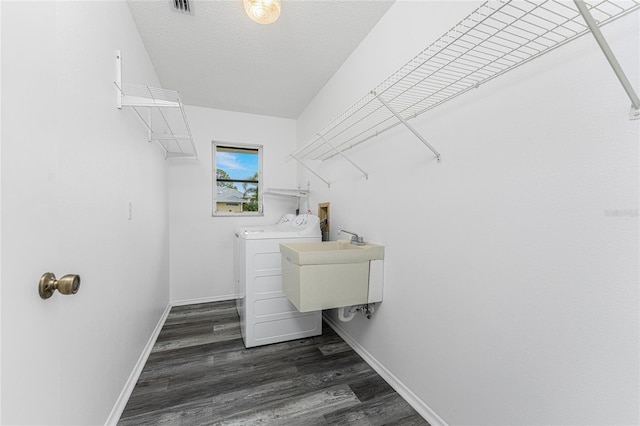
[
  {"xmin": 168, "ymin": 106, "xmax": 299, "ymax": 303},
  {"xmin": 1, "ymin": 1, "xmax": 637, "ymax": 425},
  {"xmin": 1, "ymin": 2, "xmax": 170, "ymax": 424},
  {"xmin": 0, "ymin": 1, "xmax": 3, "ymax": 421},
  {"xmin": 297, "ymin": 2, "xmax": 639, "ymax": 425}
]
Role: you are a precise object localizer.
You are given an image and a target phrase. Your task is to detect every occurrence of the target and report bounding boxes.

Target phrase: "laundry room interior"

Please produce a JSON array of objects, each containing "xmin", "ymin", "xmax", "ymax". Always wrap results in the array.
[{"xmin": 1, "ymin": 0, "xmax": 638, "ymax": 425}]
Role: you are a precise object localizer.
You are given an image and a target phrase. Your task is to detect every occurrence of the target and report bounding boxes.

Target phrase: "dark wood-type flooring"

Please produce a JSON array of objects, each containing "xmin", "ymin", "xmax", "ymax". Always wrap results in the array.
[{"xmin": 118, "ymin": 301, "xmax": 429, "ymax": 425}]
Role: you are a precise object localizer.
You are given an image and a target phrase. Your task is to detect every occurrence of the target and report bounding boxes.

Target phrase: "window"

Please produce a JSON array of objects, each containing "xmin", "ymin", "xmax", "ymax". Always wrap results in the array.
[{"xmin": 213, "ymin": 142, "xmax": 263, "ymax": 216}]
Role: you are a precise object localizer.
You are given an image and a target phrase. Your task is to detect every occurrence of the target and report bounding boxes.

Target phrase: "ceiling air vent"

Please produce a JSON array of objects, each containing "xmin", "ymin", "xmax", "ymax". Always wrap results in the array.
[{"xmin": 171, "ymin": 0, "xmax": 192, "ymax": 14}]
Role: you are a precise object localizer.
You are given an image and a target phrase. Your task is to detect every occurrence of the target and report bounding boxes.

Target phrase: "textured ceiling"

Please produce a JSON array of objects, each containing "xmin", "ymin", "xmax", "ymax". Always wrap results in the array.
[{"xmin": 127, "ymin": 0, "xmax": 394, "ymax": 119}]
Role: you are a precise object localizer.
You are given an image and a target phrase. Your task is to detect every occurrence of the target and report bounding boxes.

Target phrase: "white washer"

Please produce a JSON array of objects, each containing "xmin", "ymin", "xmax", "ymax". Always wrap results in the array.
[{"xmin": 234, "ymin": 214, "xmax": 322, "ymax": 348}]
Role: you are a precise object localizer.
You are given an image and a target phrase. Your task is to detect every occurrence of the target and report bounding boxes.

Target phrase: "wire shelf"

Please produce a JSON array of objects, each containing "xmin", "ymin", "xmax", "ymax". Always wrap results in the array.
[
  {"xmin": 115, "ymin": 53, "xmax": 198, "ymax": 160},
  {"xmin": 117, "ymin": 82, "xmax": 184, "ymax": 106},
  {"xmin": 263, "ymin": 188, "xmax": 310, "ymax": 198},
  {"xmin": 291, "ymin": 0, "xmax": 640, "ymax": 163}
]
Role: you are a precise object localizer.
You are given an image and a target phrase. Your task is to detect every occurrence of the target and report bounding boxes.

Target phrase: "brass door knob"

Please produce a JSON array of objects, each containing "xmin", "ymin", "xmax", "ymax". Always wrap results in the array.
[{"xmin": 38, "ymin": 273, "xmax": 81, "ymax": 299}]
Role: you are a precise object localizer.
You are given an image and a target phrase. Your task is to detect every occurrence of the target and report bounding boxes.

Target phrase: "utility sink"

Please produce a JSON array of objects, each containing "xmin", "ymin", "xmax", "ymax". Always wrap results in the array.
[
  {"xmin": 280, "ymin": 240, "xmax": 385, "ymax": 312},
  {"xmin": 281, "ymin": 240, "xmax": 384, "ymax": 265}
]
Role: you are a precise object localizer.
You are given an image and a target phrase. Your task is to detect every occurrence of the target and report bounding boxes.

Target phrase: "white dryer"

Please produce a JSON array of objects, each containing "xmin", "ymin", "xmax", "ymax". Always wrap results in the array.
[{"xmin": 234, "ymin": 214, "xmax": 322, "ymax": 348}]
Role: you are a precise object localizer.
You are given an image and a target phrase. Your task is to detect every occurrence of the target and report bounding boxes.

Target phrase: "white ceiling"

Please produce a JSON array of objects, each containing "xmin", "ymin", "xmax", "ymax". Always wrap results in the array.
[{"xmin": 127, "ymin": 0, "xmax": 394, "ymax": 119}]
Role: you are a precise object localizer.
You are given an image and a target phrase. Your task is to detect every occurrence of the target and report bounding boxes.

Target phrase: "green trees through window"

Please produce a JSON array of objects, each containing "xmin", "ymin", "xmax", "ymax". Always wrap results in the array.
[{"xmin": 213, "ymin": 143, "xmax": 262, "ymax": 215}]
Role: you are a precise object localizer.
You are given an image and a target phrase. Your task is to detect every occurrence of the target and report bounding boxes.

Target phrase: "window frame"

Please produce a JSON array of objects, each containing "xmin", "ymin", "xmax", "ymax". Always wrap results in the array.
[{"xmin": 212, "ymin": 141, "xmax": 264, "ymax": 217}]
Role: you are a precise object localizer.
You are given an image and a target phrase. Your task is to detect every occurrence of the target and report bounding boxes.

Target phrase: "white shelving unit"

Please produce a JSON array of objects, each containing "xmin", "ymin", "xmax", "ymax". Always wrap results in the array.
[
  {"xmin": 263, "ymin": 186, "xmax": 310, "ymax": 214},
  {"xmin": 263, "ymin": 188, "xmax": 310, "ymax": 198},
  {"xmin": 289, "ymin": 0, "xmax": 640, "ymax": 187},
  {"xmin": 114, "ymin": 51, "xmax": 198, "ymax": 159}
]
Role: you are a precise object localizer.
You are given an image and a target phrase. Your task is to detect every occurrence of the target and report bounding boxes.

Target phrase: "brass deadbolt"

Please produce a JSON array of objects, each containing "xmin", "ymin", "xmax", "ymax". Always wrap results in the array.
[{"xmin": 39, "ymin": 272, "xmax": 81, "ymax": 299}]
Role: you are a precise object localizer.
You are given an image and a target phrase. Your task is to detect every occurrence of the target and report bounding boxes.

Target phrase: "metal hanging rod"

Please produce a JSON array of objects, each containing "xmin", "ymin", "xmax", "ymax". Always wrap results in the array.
[{"xmin": 290, "ymin": 0, "xmax": 640, "ymax": 183}]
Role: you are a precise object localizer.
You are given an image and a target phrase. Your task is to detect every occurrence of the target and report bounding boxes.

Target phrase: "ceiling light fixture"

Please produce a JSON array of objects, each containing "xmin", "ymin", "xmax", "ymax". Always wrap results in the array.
[{"xmin": 244, "ymin": 0, "xmax": 281, "ymax": 24}]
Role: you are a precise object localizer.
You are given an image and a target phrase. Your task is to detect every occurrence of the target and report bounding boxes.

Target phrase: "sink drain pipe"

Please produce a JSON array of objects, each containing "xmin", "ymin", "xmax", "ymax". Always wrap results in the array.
[
  {"xmin": 338, "ymin": 306, "xmax": 356, "ymax": 322},
  {"xmin": 338, "ymin": 304, "xmax": 376, "ymax": 322}
]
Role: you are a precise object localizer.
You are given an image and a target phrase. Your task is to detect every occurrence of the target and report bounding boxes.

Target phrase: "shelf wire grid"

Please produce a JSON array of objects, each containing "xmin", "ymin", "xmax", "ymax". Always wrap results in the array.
[
  {"xmin": 291, "ymin": 0, "xmax": 640, "ymax": 162},
  {"xmin": 116, "ymin": 82, "xmax": 198, "ymax": 159},
  {"xmin": 117, "ymin": 82, "xmax": 183, "ymax": 105}
]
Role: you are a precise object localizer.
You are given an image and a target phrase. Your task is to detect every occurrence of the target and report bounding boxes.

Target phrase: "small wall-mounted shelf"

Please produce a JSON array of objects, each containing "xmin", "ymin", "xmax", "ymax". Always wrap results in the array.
[
  {"xmin": 289, "ymin": 0, "xmax": 640, "ymax": 187},
  {"xmin": 114, "ymin": 51, "xmax": 198, "ymax": 159},
  {"xmin": 263, "ymin": 188, "xmax": 310, "ymax": 198},
  {"xmin": 263, "ymin": 185, "xmax": 311, "ymax": 215}
]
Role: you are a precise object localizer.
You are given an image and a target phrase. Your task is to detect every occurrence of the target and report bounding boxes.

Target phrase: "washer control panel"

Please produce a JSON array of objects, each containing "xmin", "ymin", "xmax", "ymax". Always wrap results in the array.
[
  {"xmin": 275, "ymin": 213, "xmax": 296, "ymax": 226},
  {"xmin": 289, "ymin": 214, "xmax": 320, "ymax": 235},
  {"xmin": 236, "ymin": 214, "xmax": 321, "ymax": 238}
]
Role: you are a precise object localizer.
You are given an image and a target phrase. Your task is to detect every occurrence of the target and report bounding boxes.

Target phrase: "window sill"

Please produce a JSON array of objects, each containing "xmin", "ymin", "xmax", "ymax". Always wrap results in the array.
[{"xmin": 212, "ymin": 212, "xmax": 264, "ymax": 218}]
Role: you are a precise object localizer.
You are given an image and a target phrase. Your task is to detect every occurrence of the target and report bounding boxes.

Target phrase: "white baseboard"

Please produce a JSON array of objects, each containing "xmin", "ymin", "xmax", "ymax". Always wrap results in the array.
[
  {"xmin": 323, "ymin": 313, "xmax": 448, "ymax": 426},
  {"xmin": 170, "ymin": 293, "xmax": 238, "ymax": 306},
  {"xmin": 105, "ymin": 296, "xmax": 236, "ymax": 425},
  {"xmin": 104, "ymin": 303, "xmax": 172, "ymax": 426}
]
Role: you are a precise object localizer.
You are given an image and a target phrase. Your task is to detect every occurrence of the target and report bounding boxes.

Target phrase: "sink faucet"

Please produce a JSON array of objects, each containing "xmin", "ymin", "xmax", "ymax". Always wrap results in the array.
[{"xmin": 338, "ymin": 229, "xmax": 365, "ymax": 246}]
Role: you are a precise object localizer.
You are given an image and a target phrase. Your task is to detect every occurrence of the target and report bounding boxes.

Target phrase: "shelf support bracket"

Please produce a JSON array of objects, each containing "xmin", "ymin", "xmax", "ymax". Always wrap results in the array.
[
  {"xmin": 373, "ymin": 91, "xmax": 442, "ymax": 161},
  {"xmin": 574, "ymin": 0, "xmax": 640, "ymax": 120},
  {"xmin": 116, "ymin": 50, "xmax": 123, "ymax": 109},
  {"xmin": 317, "ymin": 134, "xmax": 368, "ymax": 180},
  {"xmin": 289, "ymin": 154, "xmax": 331, "ymax": 188}
]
